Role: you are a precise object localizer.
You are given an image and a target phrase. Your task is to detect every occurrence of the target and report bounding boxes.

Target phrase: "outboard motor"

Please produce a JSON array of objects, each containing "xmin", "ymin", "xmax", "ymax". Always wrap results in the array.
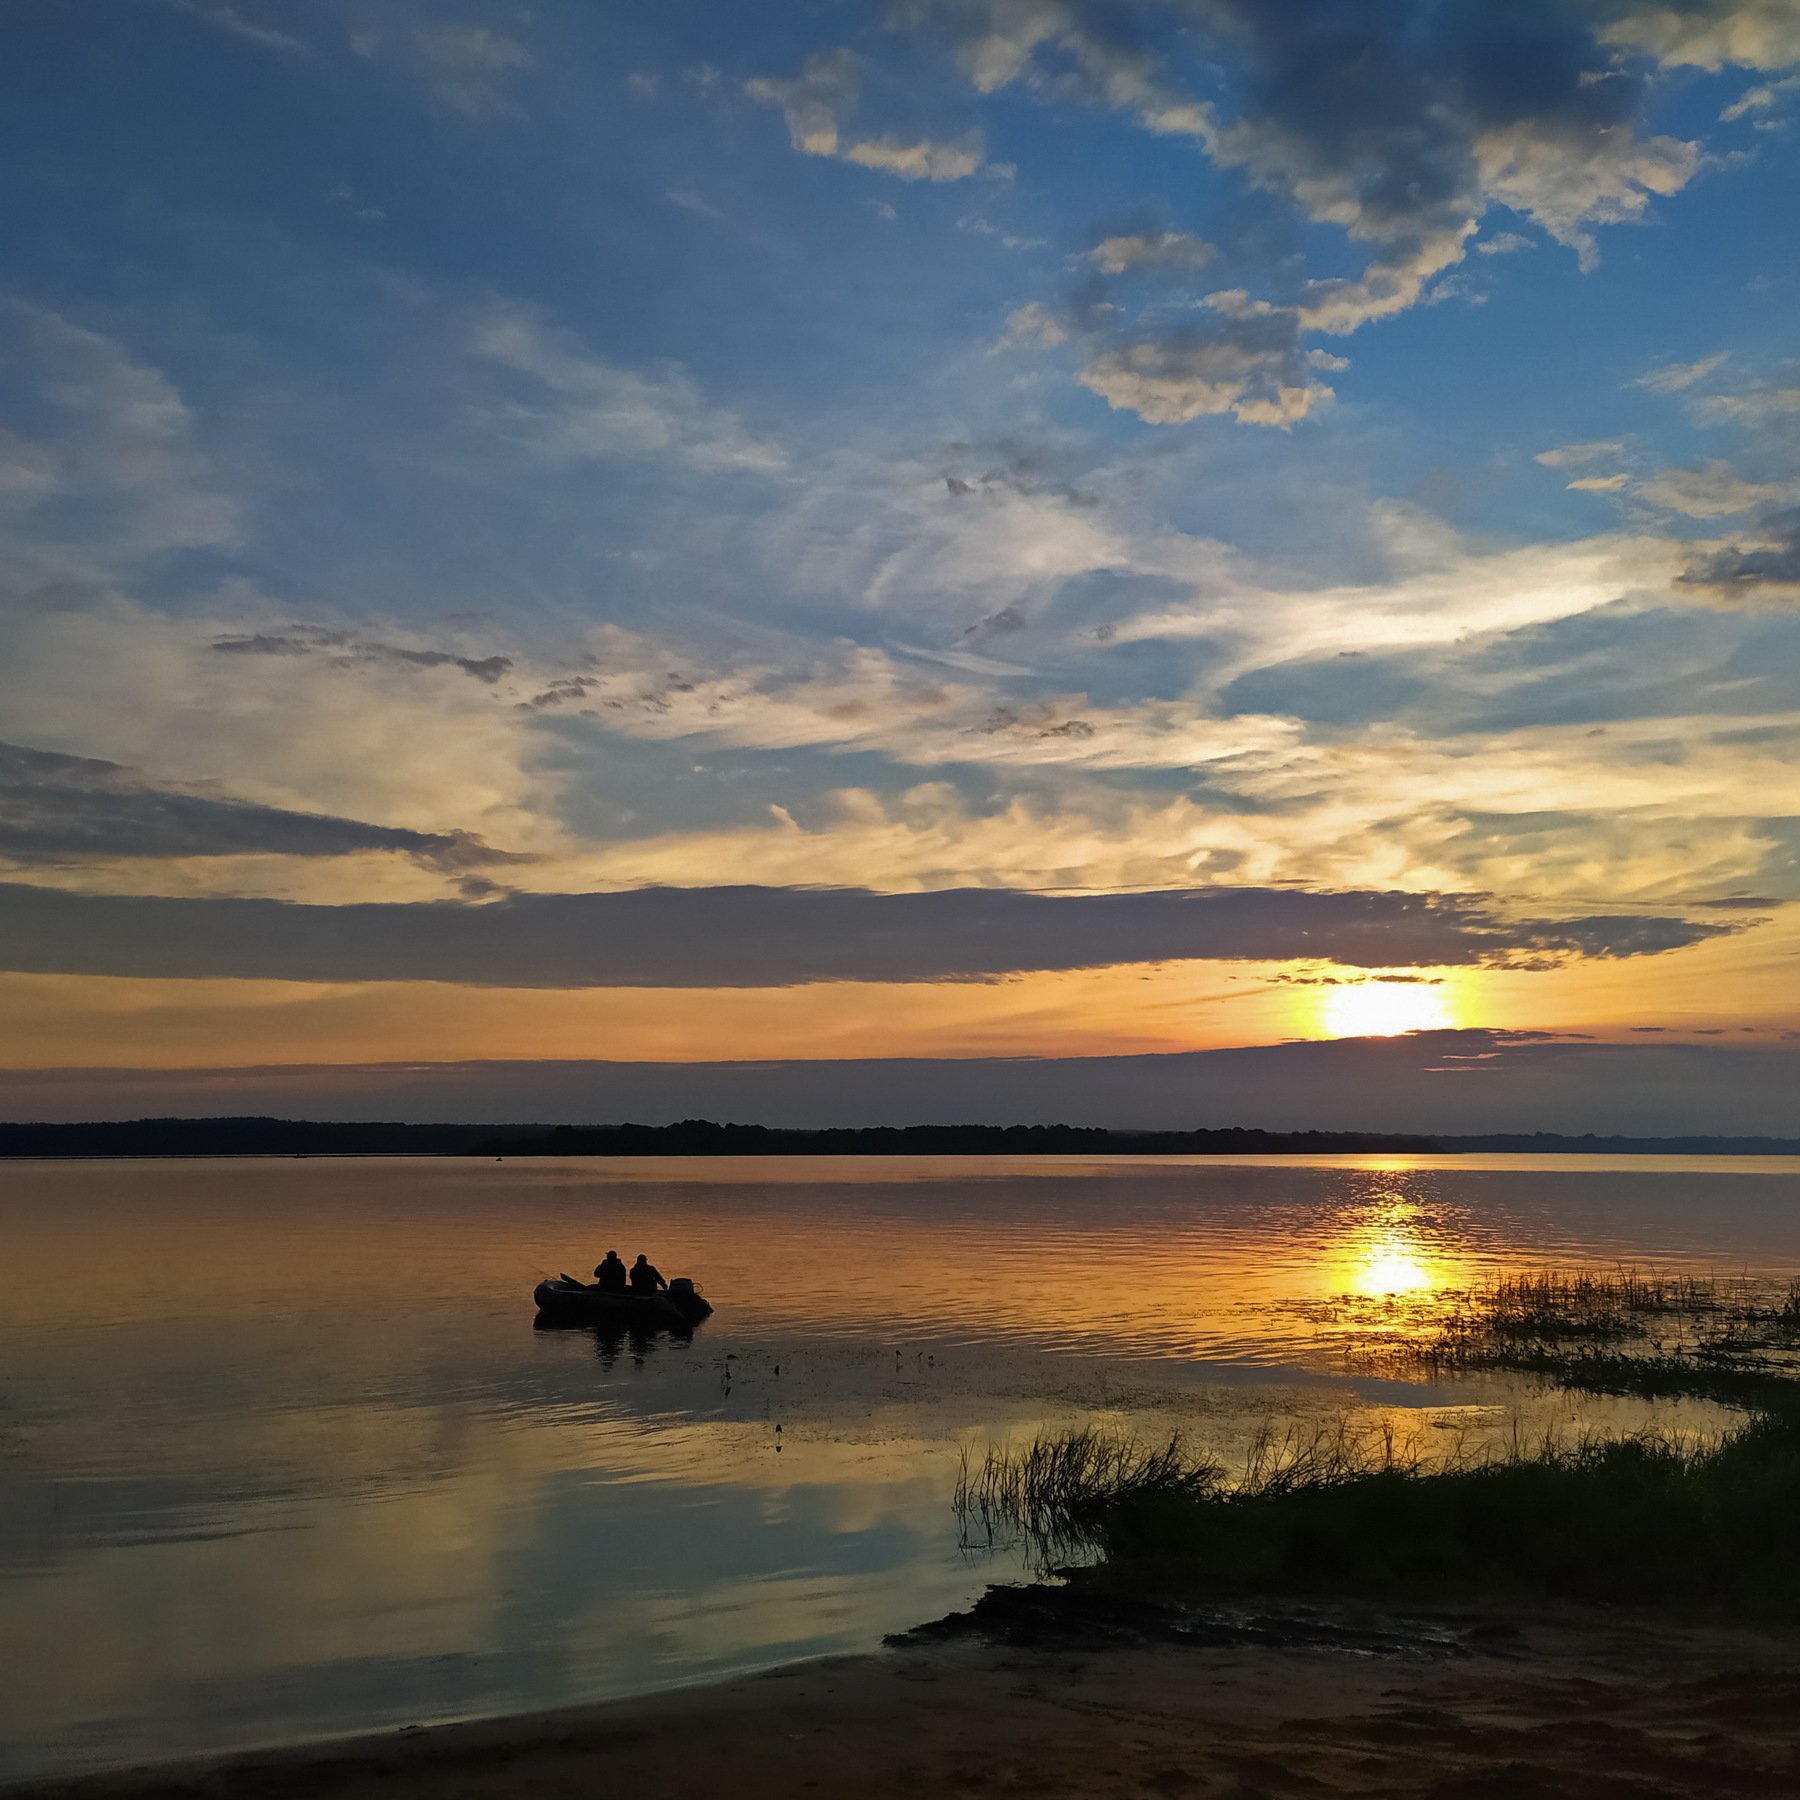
[{"xmin": 668, "ymin": 1276, "xmax": 713, "ymax": 1323}]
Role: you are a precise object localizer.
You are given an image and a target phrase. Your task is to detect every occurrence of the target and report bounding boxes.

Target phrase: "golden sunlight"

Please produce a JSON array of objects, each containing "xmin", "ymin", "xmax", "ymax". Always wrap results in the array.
[
  {"xmin": 1352, "ymin": 1239, "xmax": 1438, "ymax": 1296},
  {"xmin": 1320, "ymin": 1192, "xmax": 1473, "ymax": 1304},
  {"xmin": 1321, "ymin": 978, "xmax": 1455, "ymax": 1038}
]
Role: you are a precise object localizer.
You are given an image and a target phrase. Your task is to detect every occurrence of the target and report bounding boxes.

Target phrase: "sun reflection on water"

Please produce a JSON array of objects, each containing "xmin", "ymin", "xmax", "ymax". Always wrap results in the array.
[
  {"xmin": 1353, "ymin": 1242, "xmax": 1437, "ymax": 1297},
  {"xmin": 1328, "ymin": 1194, "xmax": 1471, "ymax": 1311}
]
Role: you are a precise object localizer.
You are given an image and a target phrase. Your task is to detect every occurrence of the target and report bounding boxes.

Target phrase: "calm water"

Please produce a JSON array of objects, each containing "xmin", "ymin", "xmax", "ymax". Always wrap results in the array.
[{"xmin": 4, "ymin": 1152, "xmax": 1800, "ymax": 1782}]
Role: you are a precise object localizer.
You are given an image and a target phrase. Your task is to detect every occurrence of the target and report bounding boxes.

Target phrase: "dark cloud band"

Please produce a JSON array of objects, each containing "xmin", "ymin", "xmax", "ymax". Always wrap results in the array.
[
  {"xmin": 2, "ymin": 1031, "xmax": 1795, "ymax": 1136},
  {"xmin": 0, "ymin": 880, "xmax": 1741, "ymax": 987},
  {"xmin": 0, "ymin": 742, "xmax": 521, "ymax": 871}
]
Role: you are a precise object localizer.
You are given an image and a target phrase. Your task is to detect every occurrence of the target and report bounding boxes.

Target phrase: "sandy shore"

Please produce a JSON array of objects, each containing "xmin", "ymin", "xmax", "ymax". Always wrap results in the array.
[{"xmin": 14, "ymin": 1597, "xmax": 1799, "ymax": 1800}]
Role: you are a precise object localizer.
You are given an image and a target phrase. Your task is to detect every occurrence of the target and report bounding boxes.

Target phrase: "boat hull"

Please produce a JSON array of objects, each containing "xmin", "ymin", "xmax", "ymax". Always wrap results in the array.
[{"xmin": 532, "ymin": 1278, "xmax": 712, "ymax": 1329}]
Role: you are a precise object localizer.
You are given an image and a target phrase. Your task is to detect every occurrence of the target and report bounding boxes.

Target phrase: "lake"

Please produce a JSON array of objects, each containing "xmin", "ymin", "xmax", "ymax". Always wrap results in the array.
[{"xmin": 4, "ymin": 1152, "xmax": 1799, "ymax": 1782}]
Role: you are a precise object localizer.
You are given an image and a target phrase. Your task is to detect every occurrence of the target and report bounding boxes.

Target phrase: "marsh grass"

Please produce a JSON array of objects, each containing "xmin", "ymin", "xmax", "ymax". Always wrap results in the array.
[
  {"xmin": 957, "ymin": 1269, "xmax": 1800, "ymax": 1613},
  {"xmin": 956, "ymin": 1429, "xmax": 1220, "ymax": 1565},
  {"xmin": 958, "ymin": 1412, "xmax": 1800, "ymax": 1610},
  {"xmin": 1312, "ymin": 1268, "xmax": 1800, "ymax": 1407}
]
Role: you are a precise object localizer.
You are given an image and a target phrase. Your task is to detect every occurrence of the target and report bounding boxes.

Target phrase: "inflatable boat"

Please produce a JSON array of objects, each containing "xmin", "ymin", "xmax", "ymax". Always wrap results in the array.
[{"xmin": 532, "ymin": 1274, "xmax": 713, "ymax": 1329}]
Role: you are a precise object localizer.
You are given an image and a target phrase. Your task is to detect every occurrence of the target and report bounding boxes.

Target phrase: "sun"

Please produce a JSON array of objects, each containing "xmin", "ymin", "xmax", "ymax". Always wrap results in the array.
[{"xmin": 1322, "ymin": 979, "xmax": 1455, "ymax": 1039}]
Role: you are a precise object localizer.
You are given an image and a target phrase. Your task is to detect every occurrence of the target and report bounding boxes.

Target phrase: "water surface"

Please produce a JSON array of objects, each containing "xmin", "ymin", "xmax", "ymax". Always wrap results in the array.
[{"xmin": 4, "ymin": 1152, "xmax": 1799, "ymax": 1781}]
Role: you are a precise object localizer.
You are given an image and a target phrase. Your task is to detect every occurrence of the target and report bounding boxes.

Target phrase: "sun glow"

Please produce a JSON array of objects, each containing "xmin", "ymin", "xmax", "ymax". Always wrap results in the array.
[
  {"xmin": 1321, "ymin": 978, "xmax": 1455, "ymax": 1038},
  {"xmin": 1329, "ymin": 1196, "xmax": 1471, "ymax": 1306},
  {"xmin": 1352, "ymin": 1240, "xmax": 1438, "ymax": 1296}
]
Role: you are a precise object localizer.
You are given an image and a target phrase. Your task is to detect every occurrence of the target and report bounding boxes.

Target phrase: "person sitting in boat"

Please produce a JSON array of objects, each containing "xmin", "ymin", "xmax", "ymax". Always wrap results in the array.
[
  {"xmin": 593, "ymin": 1250, "xmax": 628, "ymax": 1292},
  {"xmin": 629, "ymin": 1253, "xmax": 668, "ymax": 1294}
]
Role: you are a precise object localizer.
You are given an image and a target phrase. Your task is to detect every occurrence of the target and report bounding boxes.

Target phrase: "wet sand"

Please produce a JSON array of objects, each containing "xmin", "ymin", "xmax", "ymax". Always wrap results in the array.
[{"xmin": 14, "ymin": 1599, "xmax": 1799, "ymax": 1800}]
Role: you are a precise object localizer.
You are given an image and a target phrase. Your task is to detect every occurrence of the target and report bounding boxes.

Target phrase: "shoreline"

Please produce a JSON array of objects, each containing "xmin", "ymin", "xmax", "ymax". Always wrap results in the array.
[{"xmin": 12, "ymin": 1594, "xmax": 1798, "ymax": 1800}]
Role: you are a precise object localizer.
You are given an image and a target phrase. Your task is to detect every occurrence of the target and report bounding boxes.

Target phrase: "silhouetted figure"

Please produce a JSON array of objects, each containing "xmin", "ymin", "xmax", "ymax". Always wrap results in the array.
[
  {"xmin": 594, "ymin": 1250, "xmax": 628, "ymax": 1292},
  {"xmin": 629, "ymin": 1253, "xmax": 668, "ymax": 1294}
]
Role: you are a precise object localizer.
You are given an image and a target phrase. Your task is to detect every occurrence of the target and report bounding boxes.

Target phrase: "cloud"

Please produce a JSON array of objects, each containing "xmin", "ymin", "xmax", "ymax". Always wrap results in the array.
[
  {"xmin": 522, "ymin": 626, "xmax": 1298, "ymax": 775},
  {"xmin": 746, "ymin": 48, "xmax": 861, "ymax": 155},
  {"xmin": 1635, "ymin": 351, "xmax": 1731, "ymax": 392},
  {"xmin": 0, "ymin": 881, "xmax": 1741, "ymax": 988},
  {"xmin": 1694, "ymin": 383, "xmax": 1800, "ymax": 425},
  {"xmin": 746, "ymin": 49, "xmax": 986, "ymax": 181},
  {"xmin": 9, "ymin": 1032, "xmax": 1797, "ymax": 1135},
  {"xmin": 168, "ymin": 1, "xmax": 307, "ymax": 55},
  {"xmin": 209, "ymin": 628, "xmax": 514, "ymax": 683},
  {"xmin": 1110, "ymin": 513, "xmax": 1679, "ymax": 663},
  {"xmin": 411, "ymin": 23, "xmax": 534, "ymax": 117},
  {"xmin": 1089, "ymin": 232, "xmax": 1215, "ymax": 275},
  {"xmin": 0, "ymin": 742, "xmax": 522, "ymax": 873},
  {"xmin": 1719, "ymin": 73, "xmax": 1800, "ymax": 119},
  {"xmin": 993, "ymin": 301, "xmax": 1070, "ymax": 350},
  {"xmin": 1079, "ymin": 316, "xmax": 1330, "ymax": 427},
  {"xmin": 1471, "ymin": 116, "xmax": 1697, "ymax": 273},
  {"xmin": 1536, "ymin": 441, "xmax": 1626, "ymax": 467},
  {"xmin": 1567, "ymin": 473, "xmax": 1631, "ymax": 492},
  {"xmin": 469, "ymin": 302, "xmax": 784, "ymax": 473},
  {"xmin": 666, "ymin": 189, "xmax": 724, "ymax": 220},
  {"xmin": 0, "ymin": 299, "xmax": 240, "ymax": 576},
  {"xmin": 1679, "ymin": 511, "xmax": 1800, "ymax": 601},
  {"xmin": 527, "ymin": 687, "xmax": 1795, "ymax": 903},
  {"xmin": 901, "ymin": 1, "xmax": 1707, "ymax": 419},
  {"xmin": 1292, "ymin": 227, "xmax": 1480, "ymax": 332},
  {"xmin": 1638, "ymin": 459, "xmax": 1791, "ymax": 516},
  {"xmin": 0, "ymin": 596, "xmax": 558, "ymax": 861},
  {"xmin": 841, "ymin": 134, "xmax": 985, "ymax": 180},
  {"xmin": 1600, "ymin": 0, "xmax": 1800, "ymax": 71},
  {"xmin": 1476, "ymin": 231, "xmax": 1535, "ymax": 255}
]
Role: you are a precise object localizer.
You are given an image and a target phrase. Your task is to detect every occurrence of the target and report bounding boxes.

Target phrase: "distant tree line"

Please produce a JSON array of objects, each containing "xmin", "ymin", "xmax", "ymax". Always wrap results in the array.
[
  {"xmin": 0, "ymin": 1117, "xmax": 504, "ymax": 1158},
  {"xmin": 472, "ymin": 1119, "xmax": 1444, "ymax": 1156},
  {"xmin": 3, "ymin": 1115, "xmax": 1795, "ymax": 1158}
]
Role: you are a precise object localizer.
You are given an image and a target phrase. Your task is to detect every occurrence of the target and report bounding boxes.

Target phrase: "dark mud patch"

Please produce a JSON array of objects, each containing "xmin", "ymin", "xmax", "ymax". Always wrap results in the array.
[{"xmin": 889, "ymin": 1581, "xmax": 1496, "ymax": 1658}]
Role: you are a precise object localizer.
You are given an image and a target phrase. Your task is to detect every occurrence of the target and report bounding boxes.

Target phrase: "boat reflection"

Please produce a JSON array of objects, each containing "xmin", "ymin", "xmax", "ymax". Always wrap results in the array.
[{"xmin": 532, "ymin": 1312, "xmax": 694, "ymax": 1369}]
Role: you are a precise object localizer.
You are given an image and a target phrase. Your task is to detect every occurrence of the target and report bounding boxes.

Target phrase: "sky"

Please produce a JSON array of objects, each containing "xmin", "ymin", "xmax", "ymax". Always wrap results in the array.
[{"xmin": 2, "ymin": 0, "xmax": 1798, "ymax": 1131}]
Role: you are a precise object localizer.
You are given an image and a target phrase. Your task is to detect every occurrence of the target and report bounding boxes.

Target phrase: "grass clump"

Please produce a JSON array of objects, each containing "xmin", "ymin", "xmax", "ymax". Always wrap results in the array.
[
  {"xmin": 958, "ymin": 1269, "xmax": 1800, "ymax": 1615},
  {"xmin": 959, "ymin": 1411, "xmax": 1800, "ymax": 1613},
  {"xmin": 1299, "ymin": 1267, "xmax": 1800, "ymax": 1408},
  {"xmin": 957, "ymin": 1428, "xmax": 1220, "ymax": 1565},
  {"xmin": 1410, "ymin": 1269, "xmax": 1800, "ymax": 1408}
]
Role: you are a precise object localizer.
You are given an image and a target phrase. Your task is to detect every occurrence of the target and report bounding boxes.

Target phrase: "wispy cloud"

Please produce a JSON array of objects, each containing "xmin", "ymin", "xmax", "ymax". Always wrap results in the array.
[
  {"xmin": 1695, "ymin": 383, "xmax": 1800, "ymax": 425},
  {"xmin": 1639, "ymin": 459, "xmax": 1791, "ymax": 517},
  {"xmin": 0, "ymin": 298, "xmax": 240, "ymax": 583},
  {"xmin": 168, "ymin": 1, "xmax": 308, "ymax": 56},
  {"xmin": 469, "ymin": 302, "xmax": 785, "ymax": 473},
  {"xmin": 349, "ymin": 21, "xmax": 534, "ymax": 117},
  {"xmin": 1635, "ymin": 351, "xmax": 1731, "ymax": 393},
  {"xmin": 1537, "ymin": 441, "xmax": 1626, "ymax": 467},
  {"xmin": 746, "ymin": 49, "xmax": 985, "ymax": 181}
]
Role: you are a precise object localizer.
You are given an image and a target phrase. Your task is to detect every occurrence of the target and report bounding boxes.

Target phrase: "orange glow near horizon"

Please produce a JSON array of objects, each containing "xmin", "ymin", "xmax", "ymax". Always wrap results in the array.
[{"xmin": 1, "ymin": 914, "xmax": 1795, "ymax": 1074}]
